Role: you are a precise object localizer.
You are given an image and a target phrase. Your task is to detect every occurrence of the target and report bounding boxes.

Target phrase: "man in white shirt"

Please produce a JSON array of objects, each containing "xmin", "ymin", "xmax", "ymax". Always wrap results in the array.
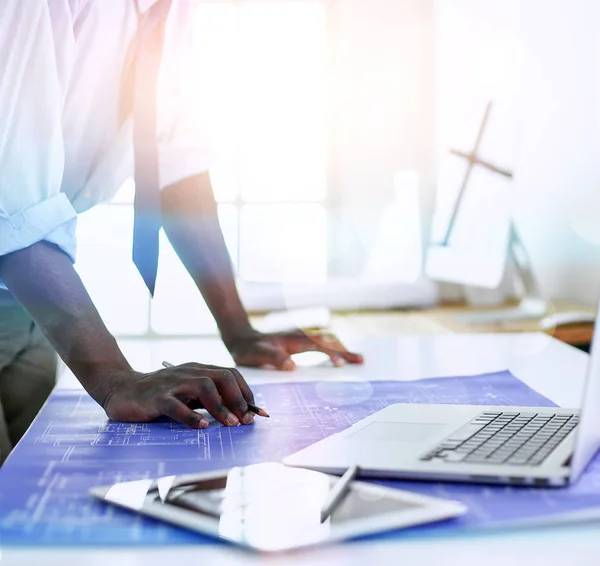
[{"xmin": 0, "ymin": 0, "xmax": 362, "ymax": 464}]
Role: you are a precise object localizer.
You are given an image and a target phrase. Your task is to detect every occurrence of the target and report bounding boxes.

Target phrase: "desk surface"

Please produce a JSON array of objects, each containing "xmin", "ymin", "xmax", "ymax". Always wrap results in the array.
[
  {"xmin": 5, "ymin": 332, "xmax": 600, "ymax": 566},
  {"xmin": 329, "ymin": 300, "xmax": 596, "ymax": 346}
]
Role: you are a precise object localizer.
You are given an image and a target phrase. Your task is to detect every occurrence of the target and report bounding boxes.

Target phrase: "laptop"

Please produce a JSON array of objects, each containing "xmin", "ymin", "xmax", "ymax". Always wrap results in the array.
[{"xmin": 284, "ymin": 308, "xmax": 600, "ymax": 487}]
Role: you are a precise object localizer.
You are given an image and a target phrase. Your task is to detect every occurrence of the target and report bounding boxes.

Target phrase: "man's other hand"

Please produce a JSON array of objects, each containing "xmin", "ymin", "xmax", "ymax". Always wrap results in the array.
[
  {"xmin": 103, "ymin": 363, "xmax": 255, "ymax": 428},
  {"xmin": 226, "ymin": 330, "xmax": 364, "ymax": 371}
]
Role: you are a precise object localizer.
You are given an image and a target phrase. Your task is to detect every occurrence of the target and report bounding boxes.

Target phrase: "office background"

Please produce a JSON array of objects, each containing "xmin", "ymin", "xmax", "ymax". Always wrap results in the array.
[{"xmin": 74, "ymin": 0, "xmax": 600, "ymax": 338}]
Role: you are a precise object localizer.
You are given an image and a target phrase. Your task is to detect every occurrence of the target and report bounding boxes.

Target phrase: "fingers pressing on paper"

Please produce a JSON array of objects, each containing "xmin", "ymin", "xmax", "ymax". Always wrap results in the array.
[
  {"xmin": 280, "ymin": 331, "xmax": 364, "ymax": 367},
  {"xmin": 103, "ymin": 363, "xmax": 257, "ymax": 428},
  {"xmin": 160, "ymin": 395, "xmax": 210, "ymax": 429}
]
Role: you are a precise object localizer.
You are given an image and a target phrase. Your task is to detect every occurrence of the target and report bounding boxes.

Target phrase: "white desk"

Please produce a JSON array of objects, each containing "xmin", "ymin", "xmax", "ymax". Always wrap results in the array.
[{"xmin": 5, "ymin": 333, "xmax": 600, "ymax": 566}]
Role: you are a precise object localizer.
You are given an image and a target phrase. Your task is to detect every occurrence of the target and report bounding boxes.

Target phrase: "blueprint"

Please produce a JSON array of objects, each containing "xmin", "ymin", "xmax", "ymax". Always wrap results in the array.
[{"xmin": 2, "ymin": 371, "xmax": 600, "ymax": 546}]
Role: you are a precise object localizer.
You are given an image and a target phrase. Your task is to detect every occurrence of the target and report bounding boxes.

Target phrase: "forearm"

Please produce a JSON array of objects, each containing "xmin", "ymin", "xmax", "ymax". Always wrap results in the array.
[
  {"xmin": 0, "ymin": 242, "xmax": 132, "ymax": 405},
  {"xmin": 161, "ymin": 172, "xmax": 254, "ymax": 344}
]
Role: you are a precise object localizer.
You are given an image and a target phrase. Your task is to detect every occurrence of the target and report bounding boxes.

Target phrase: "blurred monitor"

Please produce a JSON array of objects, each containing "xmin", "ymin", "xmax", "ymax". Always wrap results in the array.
[
  {"xmin": 426, "ymin": 101, "xmax": 512, "ymax": 289},
  {"xmin": 426, "ymin": 152, "xmax": 512, "ymax": 289},
  {"xmin": 425, "ymin": 101, "xmax": 547, "ymax": 323}
]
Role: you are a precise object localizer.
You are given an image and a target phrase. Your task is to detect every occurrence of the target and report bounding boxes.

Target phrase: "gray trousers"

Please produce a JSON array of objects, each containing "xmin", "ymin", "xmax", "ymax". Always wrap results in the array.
[{"xmin": 0, "ymin": 290, "xmax": 56, "ymax": 465}]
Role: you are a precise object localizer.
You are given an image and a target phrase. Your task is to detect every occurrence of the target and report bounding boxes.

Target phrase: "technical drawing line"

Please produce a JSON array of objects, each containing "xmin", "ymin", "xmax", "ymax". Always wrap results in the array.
[{"xmin": 3, "ymin": 372, "xmax": 600, "ymax": 546}]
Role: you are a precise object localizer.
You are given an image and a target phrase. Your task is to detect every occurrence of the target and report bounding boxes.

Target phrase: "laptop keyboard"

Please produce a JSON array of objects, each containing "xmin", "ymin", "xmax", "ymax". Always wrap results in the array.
[{"xmin": 421, "ymin": 411, "xmax": 579, "ymax": 466}]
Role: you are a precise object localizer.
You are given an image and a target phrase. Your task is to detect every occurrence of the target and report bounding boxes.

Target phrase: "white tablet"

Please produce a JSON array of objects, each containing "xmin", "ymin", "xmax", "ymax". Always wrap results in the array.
[{"xmin": 90, "ymin": 462, "xmax": 466, "ymax": 552}]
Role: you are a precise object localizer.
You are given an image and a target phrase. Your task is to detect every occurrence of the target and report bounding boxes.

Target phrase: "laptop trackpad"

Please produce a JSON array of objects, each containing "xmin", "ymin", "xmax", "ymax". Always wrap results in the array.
[{"xmin": 349, "ymin": 421, "xmax": 446, "ymax": 443}]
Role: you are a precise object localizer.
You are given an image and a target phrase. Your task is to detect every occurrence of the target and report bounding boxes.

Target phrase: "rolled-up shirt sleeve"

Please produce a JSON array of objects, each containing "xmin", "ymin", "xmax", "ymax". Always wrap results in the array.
[
  {"xmin": 0, "ymin": 2, "xmax": 77, "ymax": 271},
  {"xmin": 0, "ymin": 196, "xmax": 77, "ymax": 261},
  {"xmin": 156, "ymin": 0, "xmax": 214, "ymax": 189}
]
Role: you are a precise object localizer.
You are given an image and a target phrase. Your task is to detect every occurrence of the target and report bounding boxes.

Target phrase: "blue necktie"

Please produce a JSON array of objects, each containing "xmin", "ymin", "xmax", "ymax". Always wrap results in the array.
[{"xmin": 132, "ymin": 0, "xmax": 172, "ymax": 296}]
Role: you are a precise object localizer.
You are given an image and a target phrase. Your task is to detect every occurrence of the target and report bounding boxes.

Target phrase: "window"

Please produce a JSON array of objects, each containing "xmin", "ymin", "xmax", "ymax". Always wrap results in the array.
[{"xmin": 76, "ymin": 0, "xmax": 433, "ymax": 337}]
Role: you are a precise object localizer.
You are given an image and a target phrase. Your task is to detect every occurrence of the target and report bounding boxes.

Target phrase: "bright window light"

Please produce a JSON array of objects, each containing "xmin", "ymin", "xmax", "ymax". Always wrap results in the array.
[{"xmin": 76, "ymin": 1, "xmax": 329, "ymax": 336}]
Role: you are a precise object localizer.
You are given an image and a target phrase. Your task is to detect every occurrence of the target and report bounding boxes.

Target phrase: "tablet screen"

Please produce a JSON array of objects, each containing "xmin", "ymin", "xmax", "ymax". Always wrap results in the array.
[
  {"xmin": 164, "ymin": 464, "xmax": 415, "ymax": 549},
  {"xmin": 167, "ymin": 465, "xmax": 414, "ymax": 521}
]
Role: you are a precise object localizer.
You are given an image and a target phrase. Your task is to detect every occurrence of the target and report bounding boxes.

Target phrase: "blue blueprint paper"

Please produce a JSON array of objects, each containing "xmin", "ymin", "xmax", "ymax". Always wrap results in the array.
[{"xmin": 1, "ymin": 371, "xmax": 599, "ymax": 547}]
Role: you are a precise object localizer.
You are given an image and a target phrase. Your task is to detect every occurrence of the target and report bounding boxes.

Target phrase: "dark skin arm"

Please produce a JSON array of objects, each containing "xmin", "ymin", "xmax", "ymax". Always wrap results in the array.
[
  {"xmin": 0, "ymin": 242, "xmax": 256, "ymax": 428},
  {"xmin": 161, "ymin": 172, "xmax": 364, "ymax": 370}
]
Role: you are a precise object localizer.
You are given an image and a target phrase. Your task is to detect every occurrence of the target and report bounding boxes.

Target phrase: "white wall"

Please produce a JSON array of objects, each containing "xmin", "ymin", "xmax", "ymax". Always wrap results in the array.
[
  {"xmin": 327, "ymin": 0, "xmax": 436, "ymax": 279},
  {"xmin": 516, "ymin": 0, "xmax": 600, "ymax": 305},
  {"xmin": 433, "ymin": 0, "xmax": 600, "ymax": 306},
  {"xmin": 432, "ymin": 0, "xmax": 521, "ymax": 304}
]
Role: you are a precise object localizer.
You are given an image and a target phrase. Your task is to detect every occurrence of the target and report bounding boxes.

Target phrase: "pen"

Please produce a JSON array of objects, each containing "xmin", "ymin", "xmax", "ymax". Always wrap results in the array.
[
  {"xmin": 161, "ymin": 361, "xmax": 270, "ymax": 418},
  {"xmin": 320, "ymin": 465, "xmax": 360, "ymax": 523}
]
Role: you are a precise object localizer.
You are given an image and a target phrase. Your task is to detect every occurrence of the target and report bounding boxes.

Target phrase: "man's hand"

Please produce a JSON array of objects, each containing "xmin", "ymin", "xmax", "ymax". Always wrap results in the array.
[
  {"xmin": 161, "ymin": 176, "xmax": 363, "ymax": 372},
  {"xmin": 104, "ymin": 363, "xmax": 256, "ymax": 428},
  {"xmin": 225, "ymin": 330, "xmax": 364, "ymax": 371}
]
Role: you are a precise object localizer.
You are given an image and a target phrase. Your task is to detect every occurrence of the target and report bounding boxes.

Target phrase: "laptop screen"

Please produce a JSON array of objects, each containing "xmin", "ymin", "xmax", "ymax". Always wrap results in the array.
[{"xmin": 570, "ymin": 298, "xmax": 600, "ymax": 480}]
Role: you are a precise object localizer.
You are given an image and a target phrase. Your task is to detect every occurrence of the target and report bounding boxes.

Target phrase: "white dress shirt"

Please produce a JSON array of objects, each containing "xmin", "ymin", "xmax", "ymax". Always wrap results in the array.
[{"xmin": 0, "ymin": 0, "xmax": 210, "ymax": 267}]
